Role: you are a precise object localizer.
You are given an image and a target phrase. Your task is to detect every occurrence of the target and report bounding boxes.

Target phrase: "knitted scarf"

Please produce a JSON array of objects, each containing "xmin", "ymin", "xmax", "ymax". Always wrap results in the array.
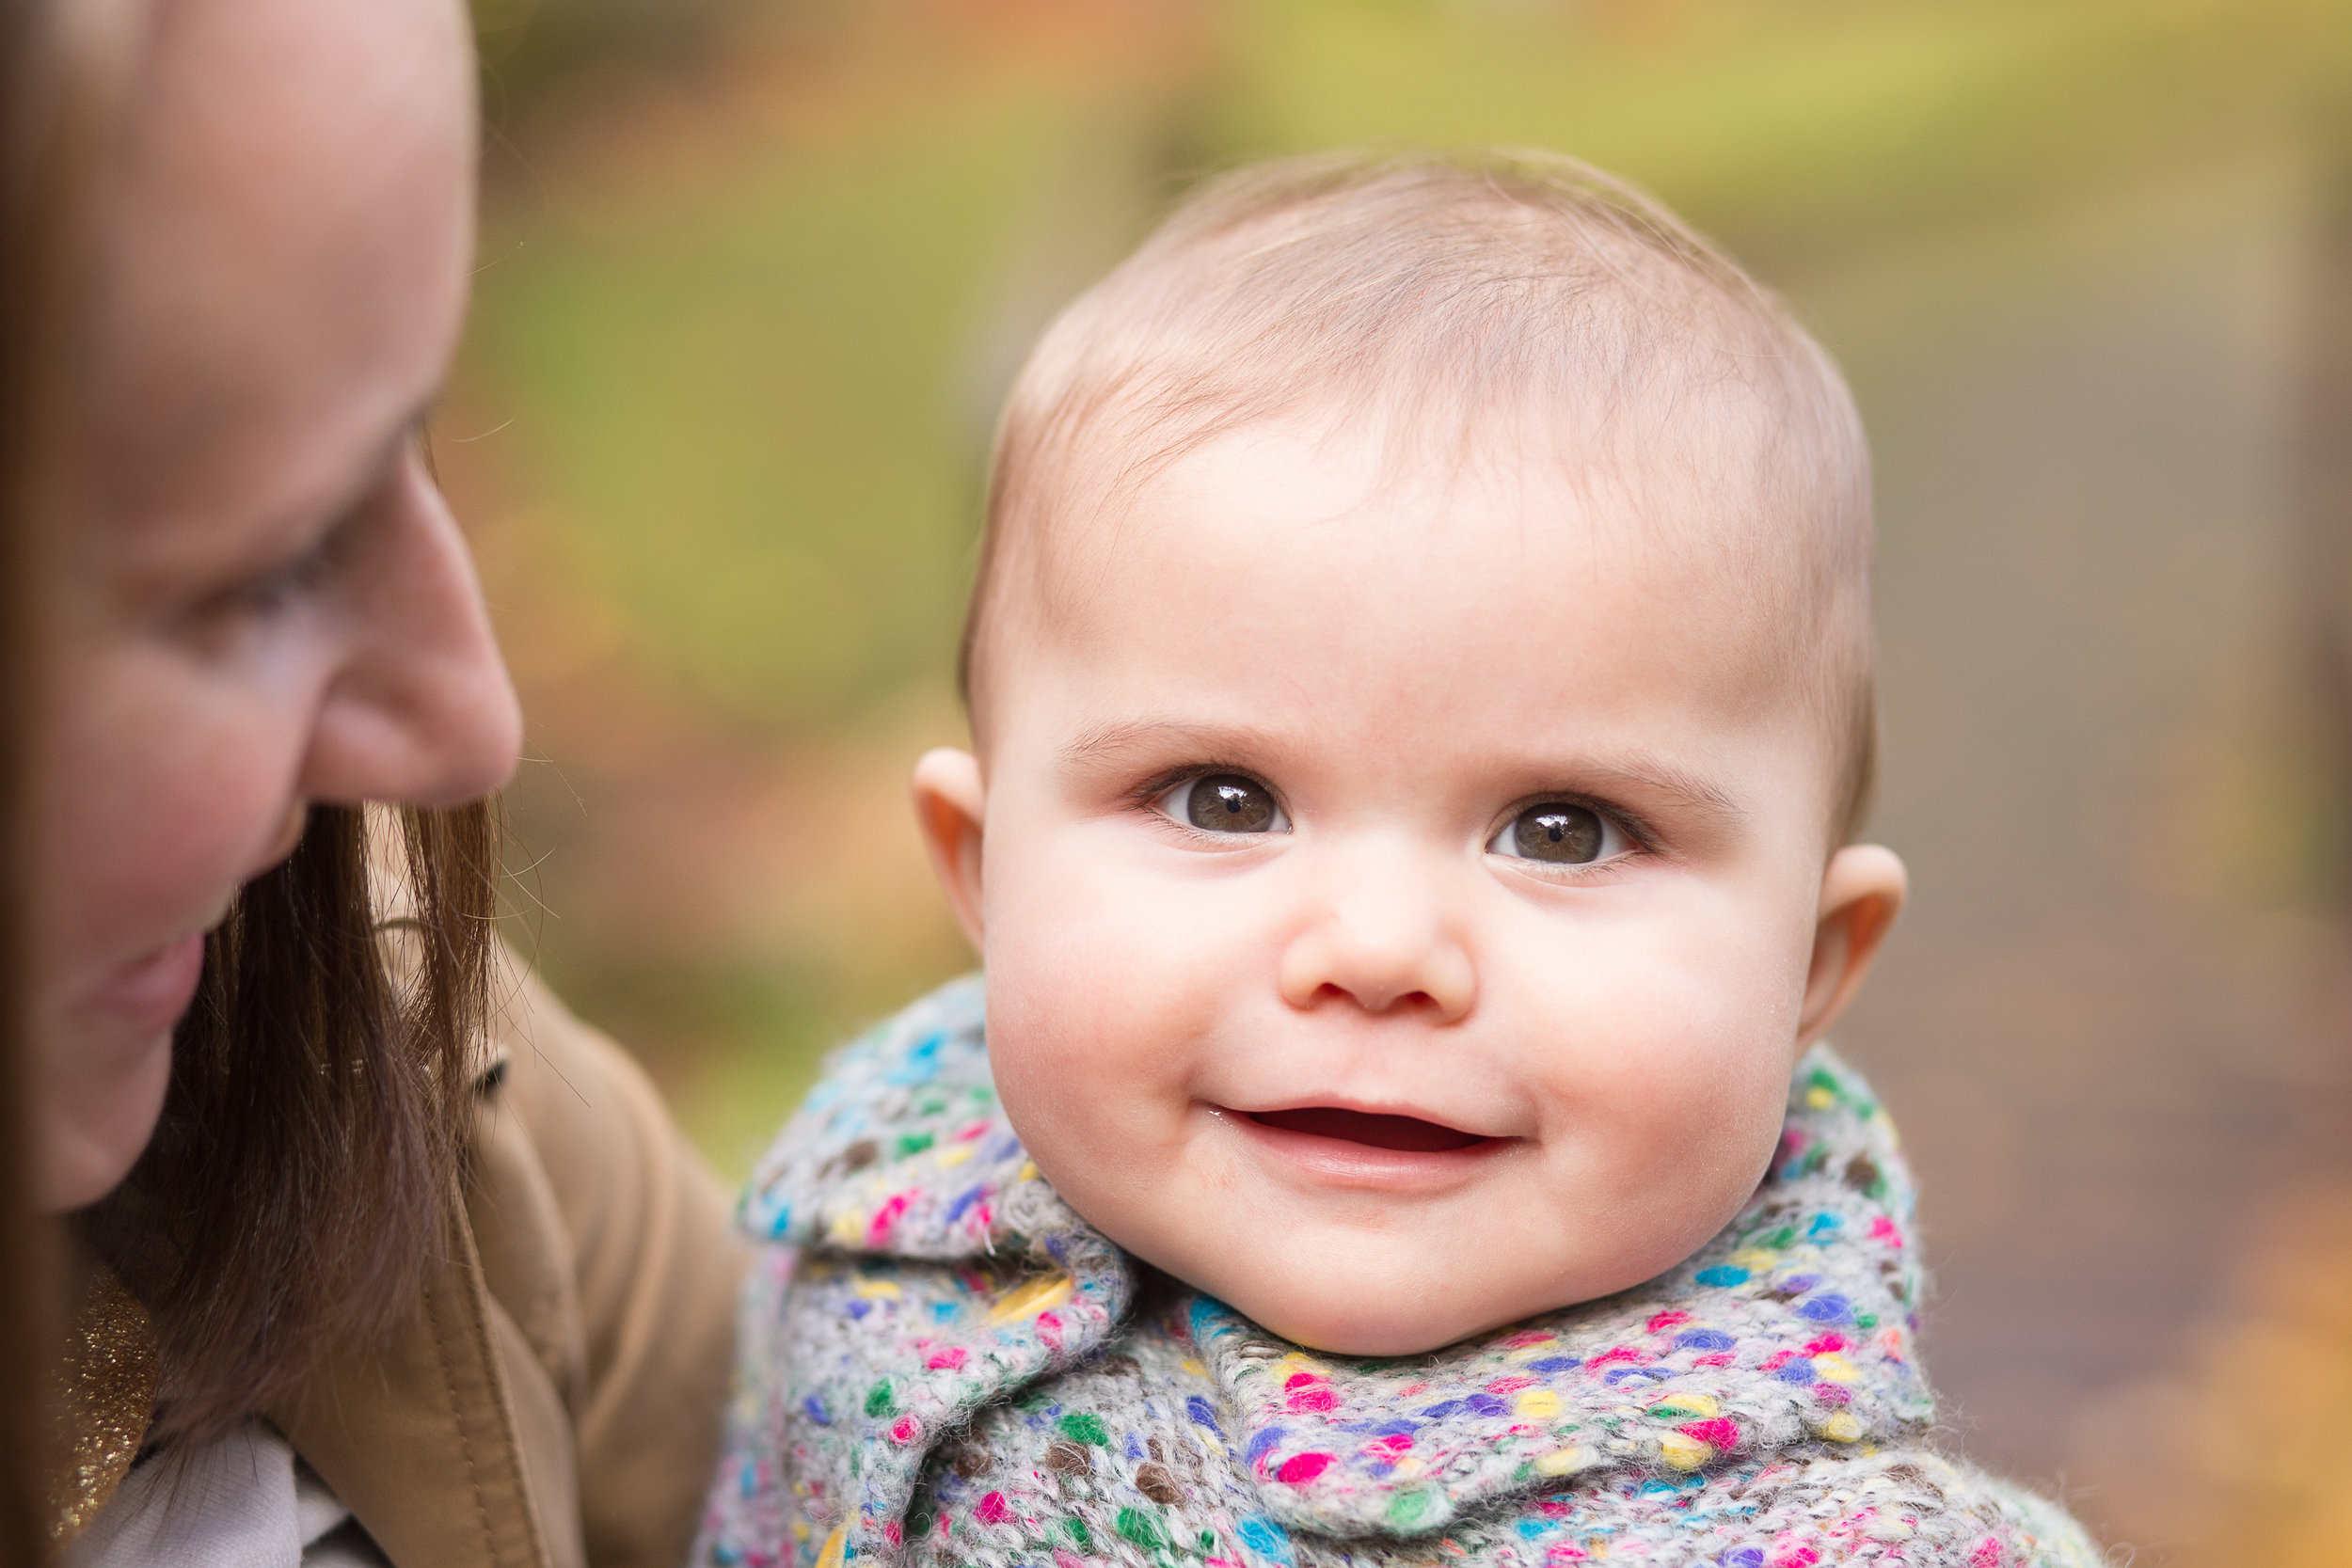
[{"xmin": 694, "ymin": 975, "xmax": 2105, "ymax": 1568}]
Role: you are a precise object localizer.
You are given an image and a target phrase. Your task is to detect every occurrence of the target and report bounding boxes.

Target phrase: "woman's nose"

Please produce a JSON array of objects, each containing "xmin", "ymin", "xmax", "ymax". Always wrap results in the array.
[
  {"xmin": 1276, "ymin": 839, "xmax": 1476, "ymax": 1022},
  {"xmin": 299, "ymin": 447, "xmax": 522, "ymax": 808}
]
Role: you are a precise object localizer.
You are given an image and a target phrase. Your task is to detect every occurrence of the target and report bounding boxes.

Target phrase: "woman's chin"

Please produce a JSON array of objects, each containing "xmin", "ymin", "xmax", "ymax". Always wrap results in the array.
[
  {"xmin": 37, "ymin": 942, "xmax": 194, "ymax": 1212},
  {"xmin": 36, "ymin": 1028, "xmax": 175, "ymax": 1212}
]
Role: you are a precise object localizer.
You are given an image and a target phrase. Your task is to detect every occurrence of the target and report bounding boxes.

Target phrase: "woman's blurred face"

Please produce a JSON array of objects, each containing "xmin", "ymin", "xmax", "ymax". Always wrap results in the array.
[{"xmin": 28, "ymin": 0, "xmax": 521, "ymax": 1212}]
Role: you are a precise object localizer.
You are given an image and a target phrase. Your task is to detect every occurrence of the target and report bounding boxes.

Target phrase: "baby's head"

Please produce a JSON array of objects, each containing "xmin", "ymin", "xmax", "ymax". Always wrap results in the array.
[{"xmin": 913, "ymin": 150, "xmax": 1906, "ymax": 1355}]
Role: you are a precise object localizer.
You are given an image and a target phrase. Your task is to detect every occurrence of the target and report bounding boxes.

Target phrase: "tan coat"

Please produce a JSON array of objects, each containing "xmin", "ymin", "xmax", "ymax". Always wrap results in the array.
[{"xmin": 263, "ymin": 960, "xmax": 747, "ymax": 1568}]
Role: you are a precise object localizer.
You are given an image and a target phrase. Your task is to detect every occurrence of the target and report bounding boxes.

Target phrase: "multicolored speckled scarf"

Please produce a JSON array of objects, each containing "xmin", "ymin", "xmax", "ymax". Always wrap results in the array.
[{"xmin": 695, "ymin": 975, "xmax": 2105, "ymax": 1568}]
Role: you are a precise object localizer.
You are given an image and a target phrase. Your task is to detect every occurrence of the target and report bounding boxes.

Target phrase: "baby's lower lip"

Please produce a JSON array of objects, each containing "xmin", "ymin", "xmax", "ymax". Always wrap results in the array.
[
  {"xmin": 1221, "ymin": 1105, "xmax": 1510, "ymax": 1188},
  {"xmin": 86, "ymin": 931, "xmax": 208, "ymax": 1037}
]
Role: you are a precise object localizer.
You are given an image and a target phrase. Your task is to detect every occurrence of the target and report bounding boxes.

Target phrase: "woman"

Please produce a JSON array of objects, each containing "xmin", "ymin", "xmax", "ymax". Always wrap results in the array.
[{"xmin": 3, "ymin": 0, "xmax": 745, "ymax": 1562}]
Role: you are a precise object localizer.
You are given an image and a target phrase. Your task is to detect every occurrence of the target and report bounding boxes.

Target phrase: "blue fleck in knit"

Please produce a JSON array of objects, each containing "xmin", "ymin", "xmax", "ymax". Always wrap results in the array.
[{"xmin": 694, "ymin": 974, "xmax": 2106, "ymax": 1568}]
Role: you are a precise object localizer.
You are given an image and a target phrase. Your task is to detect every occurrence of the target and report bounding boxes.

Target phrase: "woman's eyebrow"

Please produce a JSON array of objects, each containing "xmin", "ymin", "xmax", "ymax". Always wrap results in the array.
[{"xmin": 255, "ymin": 397, "xmax": 434, "ymax": 550}]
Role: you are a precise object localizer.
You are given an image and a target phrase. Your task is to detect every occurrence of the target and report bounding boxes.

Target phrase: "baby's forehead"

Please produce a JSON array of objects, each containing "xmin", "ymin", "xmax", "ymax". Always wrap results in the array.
[
  {"xmin": 1035, "ymin": 403, "xmax": 1801, "ymax": 623},
  {"xmin": 1007, "ymin": 415, "xmax": 1816, "ymax": 721}
]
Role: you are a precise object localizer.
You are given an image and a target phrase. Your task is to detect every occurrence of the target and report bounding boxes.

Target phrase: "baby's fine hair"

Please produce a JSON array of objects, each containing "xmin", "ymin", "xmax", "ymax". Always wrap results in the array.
[{"xmin": 963, "ymin": 148, "xmax": 1878, "ymax": 843}]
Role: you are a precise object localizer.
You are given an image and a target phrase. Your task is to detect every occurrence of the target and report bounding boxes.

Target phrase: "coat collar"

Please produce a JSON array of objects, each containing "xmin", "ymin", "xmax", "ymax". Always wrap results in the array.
[
  {"xmin": 269, "ymin": 1197, "xmax": 556, "ymax": 1568},
  {"xmin": 744, "ymin": 975, "xmax": 1934, "ymax": 1553}
]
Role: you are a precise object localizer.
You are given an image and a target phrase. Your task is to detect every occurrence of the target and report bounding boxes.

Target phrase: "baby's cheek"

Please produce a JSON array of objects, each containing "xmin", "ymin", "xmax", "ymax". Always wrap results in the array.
[
  {"xmin": 983, "ymin": 951, "xmax": 1201, "ymax": 1167},
  {"xmin": 1625, "ymin": 909, "xmax": 1805, "ymax": 1059},
  {"xmin": 1512, "ymin": 927, "xmax": 1794, "ymax": 1237},
  {"xmin": 1605, "ymin": 991, "xmax": 1792, "ymax": 1170},
  {"xmin": 990, "ymin": 855, "xmax": 1242, "ymax": 1082}
]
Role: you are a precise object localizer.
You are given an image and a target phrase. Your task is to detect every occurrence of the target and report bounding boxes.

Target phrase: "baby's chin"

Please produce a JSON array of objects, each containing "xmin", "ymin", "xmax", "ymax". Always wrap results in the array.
[
  {"xmin": 1231, "ymin": 1288, "xmax": 1556, "ymax": 1359},
  {"xmin": 1110, "ymin": 1216, "xmax": 1689, "ymax": 1359}
]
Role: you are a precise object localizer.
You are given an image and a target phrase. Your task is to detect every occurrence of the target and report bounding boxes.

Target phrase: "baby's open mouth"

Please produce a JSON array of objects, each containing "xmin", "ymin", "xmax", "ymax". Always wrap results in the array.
[{"xmin": 1246, "ymin": 1107, "xmax": 1491, "ymax": 1153}]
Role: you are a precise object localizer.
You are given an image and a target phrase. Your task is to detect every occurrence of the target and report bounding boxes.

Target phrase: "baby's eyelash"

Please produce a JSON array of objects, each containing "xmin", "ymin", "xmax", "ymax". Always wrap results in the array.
[{"xmin": 1122, "ymin": 762, "xmax": 1265, "ymax": 812}]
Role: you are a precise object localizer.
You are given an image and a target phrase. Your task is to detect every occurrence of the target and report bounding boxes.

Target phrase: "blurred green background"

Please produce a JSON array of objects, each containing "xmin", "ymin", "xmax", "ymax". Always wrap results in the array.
[{"xmin": 443, "ymin": 1, "xmax": 2352, "ymax": 1559}]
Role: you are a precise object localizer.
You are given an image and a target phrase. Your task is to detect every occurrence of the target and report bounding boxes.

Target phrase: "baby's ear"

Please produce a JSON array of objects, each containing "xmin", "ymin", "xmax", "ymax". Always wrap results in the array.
[
  {"xmin": 1796, "ymin": 845, "xmax": 1907, "ymax": 1046},
  {"xmin": 912, "ymin": 748, "xmax": 988, "ymax": 950}
]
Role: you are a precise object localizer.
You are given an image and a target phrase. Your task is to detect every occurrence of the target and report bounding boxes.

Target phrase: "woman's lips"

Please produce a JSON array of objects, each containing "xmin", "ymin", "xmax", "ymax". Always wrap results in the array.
[{"xmin": 88, "ymin": 930, "xmax": 208, "ymax": 1039}]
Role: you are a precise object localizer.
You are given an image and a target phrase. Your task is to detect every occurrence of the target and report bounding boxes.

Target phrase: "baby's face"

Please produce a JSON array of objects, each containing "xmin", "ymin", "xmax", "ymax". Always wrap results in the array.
[{"xmin": 919, "ymin": 421, "xmax": 1902, "ymax": 1355}]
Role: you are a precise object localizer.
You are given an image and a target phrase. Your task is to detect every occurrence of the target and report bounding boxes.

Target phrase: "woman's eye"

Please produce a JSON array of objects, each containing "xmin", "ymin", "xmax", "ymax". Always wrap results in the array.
[
  {"xmin": 1489, "ymin": 801, "xmax": 1623, "ymax": 865},
  {"xmin": 188, "ymin": 517, "xmax": 353, "ymax": 631},
  {"xmin": 1158, "ymin": 774, "xmax": 1288, "ymax": 835},
  {"xmin": 230, "ymin": 558, "xmax": 320, "ymax": 617}
]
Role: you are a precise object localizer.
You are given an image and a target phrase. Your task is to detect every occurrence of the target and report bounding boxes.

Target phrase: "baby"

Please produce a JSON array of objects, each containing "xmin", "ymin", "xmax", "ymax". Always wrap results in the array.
[{"xmin": 696, "ymin": 151, "xmax": 2104, "ymax": 1568}]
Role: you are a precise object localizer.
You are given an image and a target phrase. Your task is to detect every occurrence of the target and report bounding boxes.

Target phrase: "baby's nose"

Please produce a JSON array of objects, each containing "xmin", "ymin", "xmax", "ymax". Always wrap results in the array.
[{"xmin": 1276, "ymin": 872, "xmax": 1475, "ymax": 1022}]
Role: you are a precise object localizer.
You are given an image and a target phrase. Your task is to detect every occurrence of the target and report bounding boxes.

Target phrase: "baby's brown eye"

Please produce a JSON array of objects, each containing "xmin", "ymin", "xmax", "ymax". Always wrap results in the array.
[
  {"xmin": 1182, "ymin": 774, "xmax": 1282, "ymax": 834},
  {"xmin": 1495, "ymin": 802, "xmax": 1611, "ymax": 864}
]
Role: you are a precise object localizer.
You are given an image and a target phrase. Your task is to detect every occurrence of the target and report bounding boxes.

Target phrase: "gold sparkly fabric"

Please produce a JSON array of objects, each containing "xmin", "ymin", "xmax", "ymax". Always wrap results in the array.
[{"xmin": 45, "ymin": 1265, "xmax": 159, "ymax": 1544}]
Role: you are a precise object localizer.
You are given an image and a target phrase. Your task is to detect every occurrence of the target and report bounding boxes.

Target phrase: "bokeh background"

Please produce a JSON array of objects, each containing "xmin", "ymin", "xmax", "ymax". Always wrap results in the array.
[{"xmin": 441, "ymin": 1, "xmax": 2352, "ymax": 1559}]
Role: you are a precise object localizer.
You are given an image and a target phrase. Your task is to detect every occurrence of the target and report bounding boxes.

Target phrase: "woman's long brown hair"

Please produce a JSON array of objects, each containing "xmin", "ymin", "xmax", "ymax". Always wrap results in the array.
[
  {"xmin": 81, "ymin": 802, "xmax": 501, "ymax": 1446},
  {"xmin": 5, "ymin": 0, "xmax": 506, "ymax": 1523}
]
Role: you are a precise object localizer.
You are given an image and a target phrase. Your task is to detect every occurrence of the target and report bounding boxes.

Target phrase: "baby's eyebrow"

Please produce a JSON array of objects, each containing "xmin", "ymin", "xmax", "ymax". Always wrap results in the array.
[
  {"xmin": 1058, "ymin": 719, "xmax": 1289, "ymax": 772},
  {"xmin": 1569, "ymin": 758, "xmax": 1748, "ymax": 827}
]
